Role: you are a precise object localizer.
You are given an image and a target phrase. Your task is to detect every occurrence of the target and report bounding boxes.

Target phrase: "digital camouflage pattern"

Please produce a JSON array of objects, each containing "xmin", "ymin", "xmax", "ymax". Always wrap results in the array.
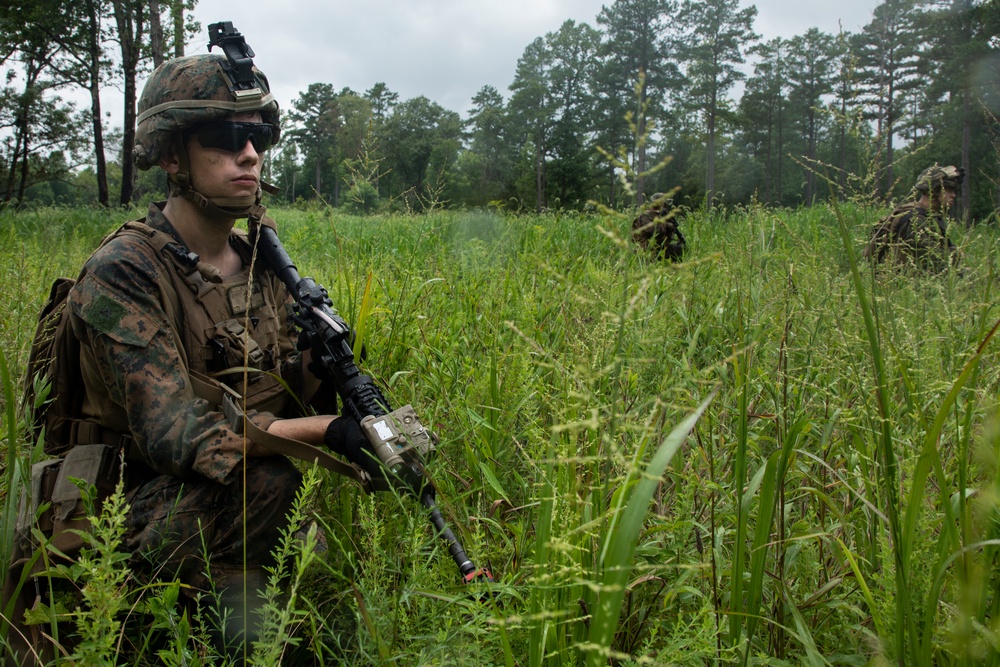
[
  {"xmin": 913, "ymin": 164, "xmax": 963, "ymax": 194},
  {"xmin": 863, "ymin": 164, "xmax": 962, "ymax": 272},
  {"xmin": 68, "ymin": 202, "xmax": 323, "ymax": 584},
  {"xmin": 134, "ymin": 53, "xmax": 280, "ymax": 170},
  {"xmin": 632, "ymin": 195, "xmax": 687, "ymax": 262},
  {"xmin": 125, "ymin": 456, "xmax": 301, "ymax": 589},
  {"xmin": 862, "ymin": 200, "xmax": 957, "ymax": 272}
]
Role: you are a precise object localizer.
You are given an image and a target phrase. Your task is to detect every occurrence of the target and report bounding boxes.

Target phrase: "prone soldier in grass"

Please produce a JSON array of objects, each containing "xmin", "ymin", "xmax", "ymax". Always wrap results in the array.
[
  {"xmin": 863, "ymin": 164, "xmax": 964, "ymax": 272},
  {"xmin": 2, "ymin": 23, "xmax": 379, "ymax": 664}
]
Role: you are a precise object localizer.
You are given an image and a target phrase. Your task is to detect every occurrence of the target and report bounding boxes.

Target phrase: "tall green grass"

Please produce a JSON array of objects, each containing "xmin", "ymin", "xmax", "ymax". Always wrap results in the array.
[{"xmin": 1, "ymin": 202, "xmax": 1000, "ymax": 664}]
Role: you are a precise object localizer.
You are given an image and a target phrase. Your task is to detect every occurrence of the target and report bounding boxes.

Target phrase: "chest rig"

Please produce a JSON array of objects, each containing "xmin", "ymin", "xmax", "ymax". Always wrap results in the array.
[
  {"xmin": 128, "ymin": 216, "xmax": 372, "ymax": 488},
  {"xmin": 118, "ymin": 219, "xmax": 294, "ymax": 417}
]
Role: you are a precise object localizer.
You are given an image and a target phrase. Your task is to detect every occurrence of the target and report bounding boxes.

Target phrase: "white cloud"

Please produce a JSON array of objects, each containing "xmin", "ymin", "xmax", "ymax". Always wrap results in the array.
[{"xmin": 145, "ymin": 0, "xmax": 880, "ymax": 122}]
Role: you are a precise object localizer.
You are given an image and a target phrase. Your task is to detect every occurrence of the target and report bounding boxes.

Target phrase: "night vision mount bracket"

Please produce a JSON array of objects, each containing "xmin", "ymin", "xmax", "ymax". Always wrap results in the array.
[{"xmin": 207, "ymin": 21, "xmax": 258, "ymax": 93}]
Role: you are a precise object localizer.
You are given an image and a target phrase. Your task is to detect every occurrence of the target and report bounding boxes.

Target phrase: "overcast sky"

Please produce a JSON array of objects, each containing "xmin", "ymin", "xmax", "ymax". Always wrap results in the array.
[{"xmin": 176, "ymin": 0, "xmax": 880, "ymax": 119}]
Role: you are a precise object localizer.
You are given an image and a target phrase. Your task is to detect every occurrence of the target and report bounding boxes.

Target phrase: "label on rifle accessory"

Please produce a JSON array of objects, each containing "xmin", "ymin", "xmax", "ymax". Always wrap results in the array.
[{"xmin": 371, "ymin": 419, "xmax": 395, "ymax": 443}]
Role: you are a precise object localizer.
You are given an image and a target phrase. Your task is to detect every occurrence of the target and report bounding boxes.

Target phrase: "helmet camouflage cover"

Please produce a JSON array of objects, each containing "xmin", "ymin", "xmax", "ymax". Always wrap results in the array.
[
  {"xmin": 133, "ymin": 53, "xmax": 280, "ymax": 170},
  {"xmin": 913, "ymin": 164, "xmax": 963, "ymax": 194}
]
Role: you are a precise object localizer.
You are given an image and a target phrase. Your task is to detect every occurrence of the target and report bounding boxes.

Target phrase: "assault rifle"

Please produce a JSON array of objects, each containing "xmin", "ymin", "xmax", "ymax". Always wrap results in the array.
[{"xmin": 251, "ymin": 223, "xmax": 492, "ymax": 585}]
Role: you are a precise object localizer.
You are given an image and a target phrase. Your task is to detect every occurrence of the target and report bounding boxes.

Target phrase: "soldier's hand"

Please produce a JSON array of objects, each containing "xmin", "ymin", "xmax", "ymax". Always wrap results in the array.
[{"xmin": 324, "ymin": 417, "xmax": 383, "ymax": 480}]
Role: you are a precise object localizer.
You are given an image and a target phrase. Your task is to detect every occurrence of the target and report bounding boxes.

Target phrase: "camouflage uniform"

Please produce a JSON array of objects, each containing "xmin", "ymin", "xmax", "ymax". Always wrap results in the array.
[
  {"xmin": 68, "ymin": 202, "xmax": 323, "ymax": 588},
  {"xmin": 5, "ymin": 33, "xmax": 327, "ymax": 664},
  {"xmin": 632, "ymin": 194, "xmax": 686, "ymax": 262},
  {"xmin": 863, "ymin": 164, "xmax": 963, "ymax": 273},
  {"xmin": 863, "ymin": 200, "xmax": 956, "ymax": 272}
]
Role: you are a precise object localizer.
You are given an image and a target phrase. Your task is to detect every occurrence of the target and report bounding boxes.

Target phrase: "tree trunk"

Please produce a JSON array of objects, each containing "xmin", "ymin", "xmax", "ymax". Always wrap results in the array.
[
  {"xmin": 765, "ymin": 101, "xmax": 773, "ymax": 203},
  {"xmin": 5, "ymin": 59, "xmax": 39, "ymax": 205},
  {"xmin": 706, "ymin": 106, "xmax": 716, "ymax": 205},
  {"xmin": 961, "ymin": 86, "xmax": 971, "ymax": 225},
  {"xmin": 838, "ymin": 96, "xmax": 847, "ymax": 195},
  {"xmin": 5, "ymin": 114, "xmax": 26, "ymax": 204},
  {"xmin": 171, "ymin": 0, "xmax": 185, "ymax": 57},
  {"xmin": 885, "ymin": 78, "xmax": 895, "ymax": 198},
  {"xmin": 111, "ymin": 0, "xmax": 144, "ymax": 207},
  {"xmin": 955, "ymin": 0, "xmax": 972, "ymax": 224},
  {"xmin": 89, "ymin": 84, "xmax": 110, "ymax": 206},
  {"xmin": 86, "ymin": 0, "xmax": 109, "ymax": 206},
  {"xmin": 636, "ymin": 98, "xmax": 647, "ymax": 206},
  {"xmin": 535, "ymin": 133, "xmax": 544, "ymax": 211},
  {"xmin": 706, "ymin": 75, "xmax": 718, "ymax": 205},
  {"xmin": 148, "ymin": 0, "xmax": 165, "ymax": 68},
  {"xmin": 776, "ymin": 101, "xmax": 783, "ymax": 205}
]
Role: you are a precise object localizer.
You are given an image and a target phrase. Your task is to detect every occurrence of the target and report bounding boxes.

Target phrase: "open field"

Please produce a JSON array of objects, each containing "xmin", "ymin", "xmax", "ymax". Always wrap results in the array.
[{"xmin": 2, "ymin": 202, "xmax": 1000, "ymax": 665}]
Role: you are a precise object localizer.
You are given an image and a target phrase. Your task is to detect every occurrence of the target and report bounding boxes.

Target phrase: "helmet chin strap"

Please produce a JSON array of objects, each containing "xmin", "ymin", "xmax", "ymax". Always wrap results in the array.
[{"xmin": 169, "ymin": 138, "xmax": 261, "ymax": 219}]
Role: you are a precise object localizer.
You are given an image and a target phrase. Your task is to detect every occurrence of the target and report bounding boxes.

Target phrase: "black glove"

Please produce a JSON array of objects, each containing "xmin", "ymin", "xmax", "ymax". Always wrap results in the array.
[{"xmin": 324, "ymin": 418, "xmax": 383, "ymax": 479}]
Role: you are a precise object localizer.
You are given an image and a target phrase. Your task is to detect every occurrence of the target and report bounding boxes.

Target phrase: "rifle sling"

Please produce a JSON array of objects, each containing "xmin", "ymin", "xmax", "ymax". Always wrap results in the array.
[{"xmin": 188, "ymin": 371, "xmax": 375, "ymax": 492}]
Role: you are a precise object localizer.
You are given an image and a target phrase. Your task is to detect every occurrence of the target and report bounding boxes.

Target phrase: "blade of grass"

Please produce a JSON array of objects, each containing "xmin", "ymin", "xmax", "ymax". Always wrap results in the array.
[
  {"xmin": 1, "ymin": 346, "xmax": 22, "ymax": 592},
  {"xmin": 741, "ymin": 418, "xmax": 807, "ymax": 665},
  {"xmin": 912, "ymin": 318, "xmax": 1000, "ymax": 656},
  {"xmin": 729, "ymin": 345, "xmax": 751, "ymax": 647},
  {"xmin": 529, "ymin": 432, "xmax": 557, "ymax": 667},
  {"xmin": 584, "ymin": 391, "xmax": 716, "ymax": 667},
  {"xmin": 352, "ymin": 271, "xmax": 375, "ymax": 361},
  {"xmin": 783, "ymin": 585, "xmax": 831, "ymax": 667},
  {"xmin": 833, "ymin": 536, "xmax": 888, "ymax": 642},
  {"xmin": 832, "ymin": 197, "xmax": 911, "ymax": 661}
]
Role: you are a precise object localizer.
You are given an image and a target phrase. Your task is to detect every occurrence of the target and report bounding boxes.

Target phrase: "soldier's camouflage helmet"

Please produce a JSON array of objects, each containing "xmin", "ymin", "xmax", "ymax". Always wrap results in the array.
[
  {"xmin": 913, "ymin": 164, "xmax": 963, "ymax": 194},
  {"xmin": 648, "ymin": 192, "xmax": 669, "ymax": 209},
  {"xmin": 134, "ymin": 53, "xmax": 280, "ymax": 170}
]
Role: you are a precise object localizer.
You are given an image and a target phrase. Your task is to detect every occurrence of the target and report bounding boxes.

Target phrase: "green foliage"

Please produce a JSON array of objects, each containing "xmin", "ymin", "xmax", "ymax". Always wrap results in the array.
[
  {"xmin": 0, "ymin": 345, "xmax": 24, "ymax": 613},
  {"xmin": 2, "ymin": 202, "xmax": 1000, "ymax": 664}
]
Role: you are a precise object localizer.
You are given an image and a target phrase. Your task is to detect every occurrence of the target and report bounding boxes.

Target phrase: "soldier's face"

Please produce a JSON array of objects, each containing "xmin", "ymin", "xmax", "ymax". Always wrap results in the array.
[
  {"xmin": 930, "ymin": 188, "xmax": 957, "ymax": 211},
  {"xmin": 185, "ymin": 112, "xmax": 263, "ymax": 200}
]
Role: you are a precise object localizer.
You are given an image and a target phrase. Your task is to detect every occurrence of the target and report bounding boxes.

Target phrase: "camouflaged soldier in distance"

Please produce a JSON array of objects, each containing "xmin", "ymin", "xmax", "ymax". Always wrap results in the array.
[
  {"xmin": 871, "ymin": 201, "xmax": 956, "ymax": 272},
  {"xmin": 913, "ymin": 164, "xmax": 963, "ymax": 194},
  {"xmin": 863, "ymin": 164, "xmax": 963, "ymax": 272},
  {"xmin": 632, "ymin": 193, "xmax": 687, "ymax": 262}
]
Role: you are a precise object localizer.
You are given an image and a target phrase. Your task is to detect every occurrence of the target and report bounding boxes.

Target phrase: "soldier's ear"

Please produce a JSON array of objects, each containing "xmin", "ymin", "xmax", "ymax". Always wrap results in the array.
[{"xmin": 159, "ymin": 136, "xmax": 181, "ymax": 175}]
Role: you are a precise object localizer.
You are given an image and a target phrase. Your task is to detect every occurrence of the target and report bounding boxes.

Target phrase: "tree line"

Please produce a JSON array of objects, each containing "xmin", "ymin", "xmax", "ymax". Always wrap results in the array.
[{"xmin": 2, "ymin": 0, "xmax": 999, "ymax": 219}]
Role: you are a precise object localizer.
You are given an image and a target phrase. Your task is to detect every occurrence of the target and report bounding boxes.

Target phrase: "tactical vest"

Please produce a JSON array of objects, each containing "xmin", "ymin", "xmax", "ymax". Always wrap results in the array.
[
  {"xmin": 68, "ymin": 219, "xmax": 301, "ymax": 455},
  {"xmin": 863, "ymin": 201, "xmax": 921, "ymax": 264},
  {"xmin": 69, "ymin": 218, "xmax": 366, "ymax": 486},
  {"xmin": 20, "ymin": 215, "xmax": 369, "ymax": 536}
]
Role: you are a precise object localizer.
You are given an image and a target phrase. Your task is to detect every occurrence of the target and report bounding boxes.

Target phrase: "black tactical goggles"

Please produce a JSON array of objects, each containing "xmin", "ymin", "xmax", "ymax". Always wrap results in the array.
[{"xmin": 185, "ymin": 121, "xmax": 276, "ymax": 153}]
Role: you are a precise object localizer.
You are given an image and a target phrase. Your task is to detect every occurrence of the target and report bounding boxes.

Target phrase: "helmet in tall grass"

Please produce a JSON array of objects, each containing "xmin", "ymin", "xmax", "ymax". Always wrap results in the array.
[
  {"xmin": 134, "ymin": 53, "xmax": 280, "ymax": 170},
  {"xmin": 913, "ymin": 164, "xmax": 963, "ymax": 194}
]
